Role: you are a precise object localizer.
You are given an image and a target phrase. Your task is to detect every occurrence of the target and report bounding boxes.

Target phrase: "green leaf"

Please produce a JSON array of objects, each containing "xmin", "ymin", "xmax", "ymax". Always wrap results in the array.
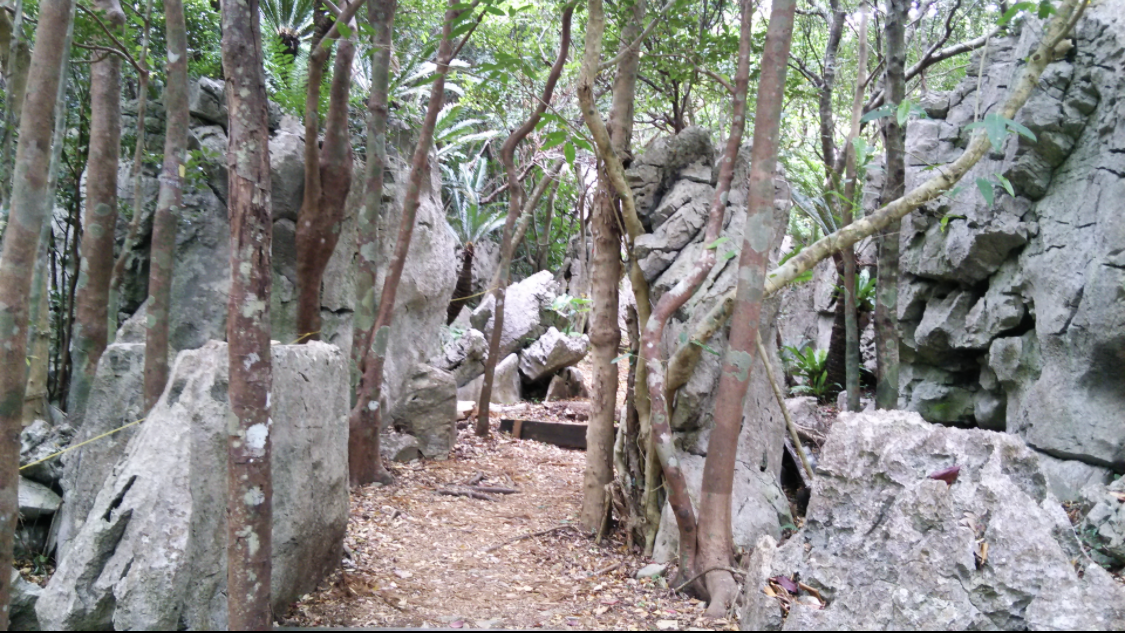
[
  {"xmin": 1037, "ymin": 0, "xmax": 1056, "ymax": 19},
  {"xmin": 336, "ymin": 21, "xmax": 352, "ymax": 38},
  {"xmin": 485, "ymin": 5, "xmax": 504, "ymax": 15},
  {"xmin": 691, "ymin": 340, "xmax": 721, "ymax": 356},
  {"xmin": 1004, "ymin": 118, "xmax": 1037, "ymax": 142},
  {"xmin": 706, "ymin": 236, "xmax": 730, "ymax": 250},
  {"xmin": 977, "ymin": 177, "xmax": 996, "ymax": 207},
  {"xmin": 721, "ymin": 250, "xmax": 738, "ymax": 262},
  {"xmin": 984, "ymin": 114, "xmax": 1008, "ymax": 152},
  {"xmin": 897, "ymin": 99, "xmax": 912, "ymax": 127},
  {"xmin": 564, "ymin": 141, "xmax": 576, "ymax": 165},
  {"xmin": 542, "ymin": 130, "xmax": 567, "ymax": 150},
  {"xmin": 998, "ymin": 2, "xmax": 1035, "ymax": 26},
  {"xmin": 860, "ymin": 105, "xmax": 894, "ymax": 124},
  {"xmin": 852, "ymin": 136, "xmax": 868, "ymax": 166},
  {"xmin": 996, "ymin": 173, "xmax": 1015, "ymax": 197}
]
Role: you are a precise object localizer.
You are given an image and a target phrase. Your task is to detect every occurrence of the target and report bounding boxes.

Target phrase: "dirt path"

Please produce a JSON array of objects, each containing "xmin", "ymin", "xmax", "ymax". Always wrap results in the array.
[{"xmin": 284, "ymin": 417, "xmax": 729, "ymax": 630}]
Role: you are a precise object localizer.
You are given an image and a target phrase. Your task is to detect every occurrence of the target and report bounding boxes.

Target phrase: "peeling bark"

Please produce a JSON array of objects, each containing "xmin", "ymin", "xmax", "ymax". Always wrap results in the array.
[
  {"xmin": 351, "ymin": 0, "xmax": 466, "ymax": 486},
  {"xmin": 143, "ymin": 0, "xmax": 189, "ymax": 412},
  {"xmin": 695, "ymin": 0, "xmax": 796, "ymax": 614},
  {"xmin": 222, "ymin": 0, "xmax": 275, "ymax": 626},
  {"xmin": 476, "ymin": 3, "xmax": 573, "ymax": 438},
  {"xmin": 0, "ymin": 0, "xmax": 75, "ymax": 627},
  {"xmin": 67, "ymin": 0, "xmax": 126, "ymax": 418}
]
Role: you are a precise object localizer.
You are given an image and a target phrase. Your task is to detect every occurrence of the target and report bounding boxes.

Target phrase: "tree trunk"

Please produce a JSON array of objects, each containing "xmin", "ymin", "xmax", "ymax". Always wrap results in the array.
[
  {"xmin": 0, "ymin": 0, "xmax": 31, "ymax": 218},
  {"xmin": 875, "ymin": 0, "xmax": 907, "ymax": 410},
  {"xmin": 695, "ymin": 0, "xmax": 796, "ymax": 615},
  {"xmin": 534, "ymin": 182, "xmax": 556, "ymax": 272},
  {"xmin": 296, "ymin": 2, "xmax": 362, "ymax": 342},
  {"xmin": 221, "ymin": 0, "xmax": 274, "ymax": 627},
  {"xmin": 0, "ymin": 0, "xmax": 75, "ymax": 627},
  {"xmin": 67, "ymin": 0, "xmax": 126, "ymax": 418},
  {"xmin": 841, "ymin": 8, "xmax": 869, "ymax": 413},
  {"xmin": 446, "ymin": 242, "xmax": 474, "ymax": 324},
  {"xmin": 143, "ymin": 0, "xmax": 189, "ymax": 412},
  {"xmin": 351, "ymin": 0, "xmax": 465, "ymax": 485},
  {"xmin": 354, "ymin": 0, "xmax": 397, "ymax": 380},
  {"xmin": 475, "ymin": 3, "xmax": 572, "ymax": 437},
  {"xmin": 818, "ymin": 0, "xmax": 845, "ymax": 184}
]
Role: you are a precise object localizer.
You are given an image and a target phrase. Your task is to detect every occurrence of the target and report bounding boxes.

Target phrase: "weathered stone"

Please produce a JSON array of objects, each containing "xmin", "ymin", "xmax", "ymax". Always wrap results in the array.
[
  {"xmin": 187, "ymin": 77, "xmax": 226, "ymax": 126},
  {"xmin": 36, "ymin": 341, "xmax": 349, "ymax": 631},
  {"xmin": 11, "ymin": 568, "xmax": 41, "ymax": 631},
  {"xmin": 1081, "ymin": 477, "xmax": 1125, "ymax": 565},
  {"xmin": 19, "ymin": 420, "xmax": 71, "ymax": 487},
  {"xmin": 1036, "ymin": 453, "xmax": 1112, "ymax": 502},
  {"xmin": 55, "ymin": 342, "xmax": 146, "ymax": 556},
  {"xmin": 388, "ymin": 364, "xmax": 457, "ymax": 459},
  {"xmin": 635, "ymin": 564, "xmax": 667, "ymax": 580},
  {"xmin": 545, "ymin": 367, "xmax": 590, "ymax": 402},
  {"xmin": 518, "ymin": 328, "xmax": 589, "ymax": 383},
  {"xmin": 738, "ymin": 410, "xmax": 1125, "ymax": 631},
  {"xmin": 626, "ymin": 126, "xmax": 715, "ymax": 226},
  {"xmin": 438, "ymin": 327, "xmax": 489, "ymax": 387},
  {"xmin": 472, "ymin": 271, "xmax": 561, "ymax": 360},
  {"xmin": 381, "ymin": 430, "xmax": 424, "ymax": 463},
  {"xmin": 457, "ymin": 354, "xmax": 521, "ymax": 405},
  {"xmin": 18, "ymin": 478, "xmax": 60, "ymax": 521}
]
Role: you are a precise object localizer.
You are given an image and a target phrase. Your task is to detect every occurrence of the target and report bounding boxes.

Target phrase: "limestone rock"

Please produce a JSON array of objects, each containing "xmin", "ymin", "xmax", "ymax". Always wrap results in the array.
[
  {"xmin": 381, "ymin": 430, "xmax": 424, "ymax": 463},
  {"xmin": 518, "ymin": 328, "xmax": 589, "ymax": 383},
  {"xmin": 19, "ymin": 420, "xmax": 72, "ymax": 487},
  {"xmin": 1081, "ymin": 477, "xmax": 1125, "ymax": 565},
  {"xmin": 472, "ymin": 271, "xmax": 561, "ymax": 359},
  {"xmin": 18, "ymin": 478, "xmax": 60, "ymax": 521},
  {"xmin": 10, "ymin": 568, "xmax": 41, "ymax": 631},
  {"xmin": 737, "ymin": 410, "xmax": 1125, "ymax": 631},
  {"xmin": 437, "ymin": 327, "xmax": 488, "ymax": 387},
  {"xmin": 35, "ymin": 341, "xmax": 349, "ymax": 631},
  {"xmin": 388, "ymin": 364, "xmax": 457, "ymax": 459},
  {"xmin": 457, "ymin": 354, "xmax": 521, "ymax": 405},
  {"xmin": 545, "ymin": 367, "xmax": 590, "ymax": 402},
  {"xmin": 1036, "ymin": 453, "xmax": 1113, "ymax": 502}
]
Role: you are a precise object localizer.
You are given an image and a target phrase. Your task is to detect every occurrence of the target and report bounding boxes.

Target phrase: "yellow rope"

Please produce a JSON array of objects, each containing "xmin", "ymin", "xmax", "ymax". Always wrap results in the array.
[
  {"xmin": 289, "ymin": 331, "xmax": 321, "ymax": 345},
  {"xmin": 19, "ymin": 417, "xmax": 146, "ymax": 471},
  {"xmin": 449, "ymin": 284, "xmax": 500, "ymax": 304}
]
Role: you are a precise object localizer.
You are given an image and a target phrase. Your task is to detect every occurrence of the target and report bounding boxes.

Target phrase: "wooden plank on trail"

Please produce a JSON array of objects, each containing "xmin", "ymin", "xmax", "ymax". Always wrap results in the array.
[{"xmin": 500, "ymin": 418, "xmax": 589, "ymax": 450}]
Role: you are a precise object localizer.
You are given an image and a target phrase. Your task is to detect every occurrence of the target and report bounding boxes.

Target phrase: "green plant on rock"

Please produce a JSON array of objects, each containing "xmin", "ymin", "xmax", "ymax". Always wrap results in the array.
[
  {"xmin": 444, "ymin": 158, "xmax": 507, "ymax": 324},
  {"xmin": 548, "ymin": 293, "xmax": 591, "ymax": 335},
  {"xmin": 782, "ymin": 344, "xmax": 836, "ymax": 403}
]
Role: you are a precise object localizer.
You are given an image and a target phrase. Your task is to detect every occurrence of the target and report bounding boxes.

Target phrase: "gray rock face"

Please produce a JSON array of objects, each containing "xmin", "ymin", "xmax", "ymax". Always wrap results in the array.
[
  {"xmin": 35, "ymin": 341, "xmax": 349, "ymax": 631},
  {"xmin": 1081, "ymin": 477, "xmax": 1125, "ymax": 566},
  {"xmin": 628, "ymin": 127, "xmax": 794, "ymax": 561},
  {"xmin": 11, "ymin": 568, "xmax": 42, "ymax": 631},
  {"xmin": 457, "ymin": 354, "xmax": 521, "ymax": 405},
  {"xmin": 18, "ymin": 478, "xmax": 60, "ymax": 521},
  {"xmin": 437, "ymin": 327, "xmax": 488, "ymax": 387},
  {"xmin": 54, "ymin": 342, "xmax": 146, "ymax": 557},
  {"xmin": 19, "ymin": 419, "xmax": 72, "ymax": 487},
  {"xmin": 471, "ymin": 271, "xmax": 561, "ymax": 360},
  {"xmin": 388, "ymin": 364, "xmax": 457, "ymax": 459},
  {"xmin": 545, "ymin": 367, "xmax": 590, "ymax": 402},
  {"xmin": 738, "ymin": 410, "xmax": 1125, "ymax": 631},
  {"xmin": 518, "ymin": 328, "xmax": 589, "ymax": 383},
  {"xmin": 880, "ymin": 8, "xmax": 1125, "ymax": 475}
]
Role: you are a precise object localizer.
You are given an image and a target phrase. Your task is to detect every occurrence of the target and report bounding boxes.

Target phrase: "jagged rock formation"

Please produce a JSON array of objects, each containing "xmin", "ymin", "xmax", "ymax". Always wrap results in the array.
[
  {"xmin": 876, "ymin": 8, "xmax": 1123, "ymax": 478},
  {"xmin": 36, "ymin": 342, "xmax": 348, "ymax": 630},
  {"xmin": 739, "ymin": 410, "xmax": 1125, "ymax": 631},
  {"xmin": 624, "ymin": 127, "xmax": 796, "ymax": 560}
]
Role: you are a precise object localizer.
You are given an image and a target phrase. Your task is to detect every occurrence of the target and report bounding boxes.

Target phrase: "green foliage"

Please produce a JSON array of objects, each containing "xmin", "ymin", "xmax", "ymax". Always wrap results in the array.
[
  {"xmin": 548, "ymin": 293, "xmax": 591, "ymax": 335},
  {"xmin": 833, "ymin": 269, "xmax": 876, "ymax": 312},
  {"xmin": 782, "ymin": 344, "xmax": 834, "ymax": 403},
  {"xmin": 442, "ymin": 157, "xmax": 507, "ymax": 247}
]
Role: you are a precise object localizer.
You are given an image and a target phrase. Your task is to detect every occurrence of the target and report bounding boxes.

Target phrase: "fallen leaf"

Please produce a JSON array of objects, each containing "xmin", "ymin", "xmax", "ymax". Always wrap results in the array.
[
  {"xmin": 928, "ymin": 465, "xmax": 960, "ymax": 485},
  {"xmin": 770, "ymin": 575, "xmax": 800, "ymax": 594}
]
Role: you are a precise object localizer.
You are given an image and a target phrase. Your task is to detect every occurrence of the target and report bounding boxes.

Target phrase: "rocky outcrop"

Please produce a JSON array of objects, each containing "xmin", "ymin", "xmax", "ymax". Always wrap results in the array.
[
  {"xmin": 627, "ymin": 127, "xmax": 794, "ymax": 556},
  {"xmin": 470, "ymin": 270, "xmax": 563, "ymax": 360},
  {"xmin": 387, "ymin": 364, "xmax": 457, "ymax": 459},
  {"xmin": 457, "ymin": 353, "xmax": 522, "ymax": 405},
  {"xmin": 875, "ymin": 8, "xmax": 1124, "ymax": 477},
  {"xmin": 518, "ymin": 327, "xmax": 589, "ymax": 383},
  {"xmin": 545, "ymin": 367, "xmax": 590, "ymax": 402},
  {"xmin": 19, "ymin": 419, "xmax": 72, "ymax": 488},
  {"xmin": 10, "ymin": 568, "xmax": 41, "ymax": 631},
  {"xmin": 738, "ymin": 410, "xmax": 1125, "ymax": 631},
  {"xmin": 36, "ymin": 341, "xmax": 349, "ymax": 631},
  {"xmin": 1080, "ymin": 476, "xmax": 1125, "ymax": 567}
]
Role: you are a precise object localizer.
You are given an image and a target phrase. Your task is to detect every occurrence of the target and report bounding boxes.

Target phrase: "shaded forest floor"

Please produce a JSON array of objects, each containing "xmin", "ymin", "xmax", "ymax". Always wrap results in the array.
[{"xmin": 283, "ymin": 413, "xmax": 731, "ymax": 630}]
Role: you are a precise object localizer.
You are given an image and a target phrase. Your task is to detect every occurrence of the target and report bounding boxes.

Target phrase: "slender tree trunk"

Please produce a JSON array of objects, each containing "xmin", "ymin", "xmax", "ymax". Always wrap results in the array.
[
  {"xmin": 535, "ymin": 183, "xmax": 556, "ymax": 272},
  {"xmin": 475, "ymin": 3, "xmax": 572, "ymax": 437},
  {"xmin": 107, "ymin": 0, "xmax": 154, "ymax": 342},
  {"xmin": 446, "ymin": 243, "xmax": 474, "ymax": 324},
  {"xmin": 143, "ymin": 0, "xmax": 189, "ymax": 411},
  {"xmin": 351, "ymin": 0, "xmax": 465, "ymax": 485},
  {"xmin": 695, "ymin": 0, "xmax": 796, "ymax": 615},
  {"xmin": 875, "ymin": 0, "xmax": 906, "ymax": 410},
  {"xmin": 296, "ymin": 2, "xmax": 361, "ymax": 342},
  {"xmin": 818, "ymin": 0, "xmax": 845, "ymax": 185},
  {"xmin": 354, "ymin": 0, "xmax": 397, "ymax": 379},
  {"xmin": 222, "ymin": 0, "xmax": 274, "ymax": 627},
  {"xmin": 0, "ymin": 0, "xmax": 30, "ymax": 218},
  {"xmin": 507, "ymin": 160, "xmax": 564, "ymax": 254},
  {"xmin": 841, "ymin": 8, "xmax": 869, "ymax": 413},
  {"xmin": 0, "ymin": 0, "xmax": 75, "ymax": 627},
  {"xmin": 67, "ymin": 0, "xmax": 126, "ymax": 418}
]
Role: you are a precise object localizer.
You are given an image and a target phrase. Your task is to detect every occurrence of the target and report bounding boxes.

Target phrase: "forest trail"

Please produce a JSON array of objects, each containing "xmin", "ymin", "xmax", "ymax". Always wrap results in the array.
[{"xmin": 284, "ymin": 413, "xmax": 728, "ymax": 630}]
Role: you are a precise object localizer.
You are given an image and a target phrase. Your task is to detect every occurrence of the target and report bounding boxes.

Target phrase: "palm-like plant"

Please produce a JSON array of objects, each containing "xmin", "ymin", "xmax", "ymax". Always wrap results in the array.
[
  {"xmin": 261, "ymin": 0, "xmax": 316, "ymax": 59},
  {"xmin": 444, "ymin": 158, "xmax": 507, "ymax": 324}
]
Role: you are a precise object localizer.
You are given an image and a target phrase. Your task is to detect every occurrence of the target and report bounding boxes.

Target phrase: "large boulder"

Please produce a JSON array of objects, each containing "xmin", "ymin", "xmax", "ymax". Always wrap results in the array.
[
  {"xmin": 518, "ymin": 327, "xmax": 589, "ymax": 383},
  {"xmin": 738, "ymin": 410, "xmax": 1125, "ymax": 631},
  {"xmin": 387, "ymin": 364, "xmax": 457, "ymax": 459},
  {"xmin": 35, "ymin": 341, "xmax": 349, "ymax": 630},
  {"xmin": 10, "ymin": 568, "xmax": 42, "ymax": 631},
  {"xmin": 1080, "ymin": 476, "xmax": 1125, "ymax": 566},
  {"xmin": 19, "ymin": 419, "xmax": 72, "ymax": 487},
  {"xmin": 457, "ymin": 354, "xmax": 522, "ymax": 405},
  {"xmin": 17, "ymin": 478, "xmax": 60, "ymax": 521},
  {"xmin": 880, "ymin": 7, "xmax": 1125, "ymax": 476},
  {"xmin": 470, "ymin": 270, "xmax": 561, "ymax": 359}
]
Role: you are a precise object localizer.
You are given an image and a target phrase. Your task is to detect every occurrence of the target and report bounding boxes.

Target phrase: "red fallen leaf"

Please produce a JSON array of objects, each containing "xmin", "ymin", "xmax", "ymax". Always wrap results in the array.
[
  {"xmin": 770, "ymin": 575, "xmax": 799, "ymax": 594},
  {"xmin": 450, "ymin": 620, "xmax": 464, "ymax": 629},
  {"xmin": 928, "ymin": 465, "xmax": 960, "ymax": 485}
]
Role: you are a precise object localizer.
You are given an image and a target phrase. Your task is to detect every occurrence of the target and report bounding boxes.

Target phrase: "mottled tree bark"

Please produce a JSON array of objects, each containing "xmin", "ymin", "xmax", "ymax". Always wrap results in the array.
[
  {"xmin": 475, "ymin": 3, "xmax": 572, "ymax": 437},
  {"xmin": 296, "ymin": 0, "xmax": 364, "ymax": 342},
  {"xmin": 694, "ymin": 0, "xmax": 795, "ymax": 615},
  {"xmin": 0, "ymin": 0, "xmax": 30, "ymax": 218},
  {"xmin": 841, "ymin": 9, "xmax": 869, "ymax": 413},
  {"xmin": 351, "ymin": 0, "xmax": 464, "ymax": 486},
  {"xmin": 222, "ymin": 0, "xmax": 275, "ymax": 627},
  {"xmin": 0, "ymin": 0, "xmax": 75, "ymax": 627},
  {"xmin": 143, "ymin": 0, "xmax": 189, "ymax": 411},
  {"xmin": 875, "ymin": 0, "xmax": 906, "ymax": 410},
  {"xmin": 354, "ymin": 0, "xmax": 397, "ymax": 378},
  {"xmin": 817, "ymin": 0, "xmax": 845, "ymax": 184},
  {"xmin": 67, "ymin": 0, "xmax": 126, "ymax": 418}
]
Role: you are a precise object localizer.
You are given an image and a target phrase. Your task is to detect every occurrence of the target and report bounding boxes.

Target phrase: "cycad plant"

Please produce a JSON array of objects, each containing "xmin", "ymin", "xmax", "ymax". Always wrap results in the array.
[
  {"xmin": 260, "ymin": 0, "xmax": 316, "ymax": 59},
  {"xmin": 444, "ymin": 158, "xmax": 507, "ymax": 324}
]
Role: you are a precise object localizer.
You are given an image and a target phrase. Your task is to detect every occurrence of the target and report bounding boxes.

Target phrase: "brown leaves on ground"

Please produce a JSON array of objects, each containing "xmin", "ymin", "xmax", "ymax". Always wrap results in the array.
[{"xmin": 283, "ymin": 415, "xmax": 731, "ymax": 630}]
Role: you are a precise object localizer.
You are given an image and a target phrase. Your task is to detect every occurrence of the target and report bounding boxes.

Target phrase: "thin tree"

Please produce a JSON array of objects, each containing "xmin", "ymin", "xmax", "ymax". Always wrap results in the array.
[
  {"xmin": 67, "ymin": 0, "xmax": 127, "ymax": 417},
  {"xmin": 875, "ymin": 0, "xmax": 906, "ymax": 410},
  {"xmin": 475, "ymin": 1, "xmax": 573, "ymax": 438},
  {"xmin": 295, "ymin": 0, "xmax": 365, "ymax": 342},
  {"xmin": 142, "ymin": 0, "xmax": 189, "ymax": 411},
  {"xmin": 350, "ymin": 0, "xmax": 479, "ymax": 485},
  {"xmin": 0, "ymin": 0, "xmax": 76, "ymax": 627},
  {"xmin": 221, "ymin": 0, "xmax": 275, "ymax": 626}
]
